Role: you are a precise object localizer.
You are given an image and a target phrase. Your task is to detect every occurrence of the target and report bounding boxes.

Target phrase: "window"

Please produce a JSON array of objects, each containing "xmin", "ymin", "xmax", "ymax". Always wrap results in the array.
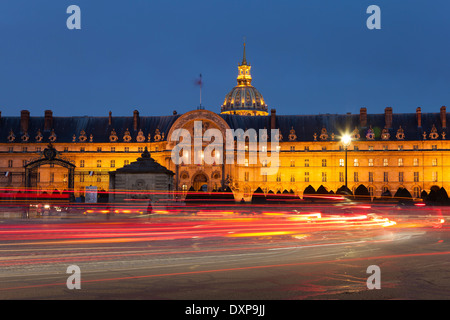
[
  {"xmin": 369, "ymin": 172, "xmax": 373, "ymax": 183},
  {"xmin": 276, "ymin": 145, "xmax": 281, "ymax": 152},
  {"xmin": 97, "ymin": 147, "xmax": 102, "ymax": 152},
  {"xmin": 64, "ymin": 147, "xmax": 69, "ymax": 152},
  {"xmin": 322, "ymin": 146, "xmax": 327, "ymax": 151},
  {"xmin": 304, "ymin": 146, "xmax": 309, "ymax": 151},
  {"xmin": 432, "ymin": 172, "xmax": 438, "ymax": 182},
  {"xmin": 305, "ymin": 172, "xmax": 310, "ymax": 182},
  {"xmin": 182, "ymin": 184, "xmax": 188, "ymax": 192},
  {"xmin": 290, "ymin": 160, "xmax": 295, "ymax": 167},
  {"xmin": 97, "ymin": 160, "xmax": 101, "ymax": 168},
  {"xmin": 432, "ymin": 145, "xmax": 437, "ymax": 150},
  {"xmin": 383, "ymin": 159, "xmax": 388, "ymax": 167},
  {"xmin": 97, "ymin": 173, "xmax": 101, "ymax": 182},
  {"xmin": 304, "ymin": 159, "xmax": 309, "ymax": 167},
  {"xmin": 399, "ymin": 172, "xmax": 404, "ymax": 183},
  {"xmin": 398, "ymin": 158, "xmax": 403, "ymax": 167},
  {"xmin": 124, "ymin": 160, "xmax": 129, "ymax": 166},
  {"xmin": 8, "ymin": 147, "xmax": 13, "ymax": 153},
  {"xmin": 339, "ymin": 159, "xmax": 344, "ymax": 167},
  {"xmin": 138, "ymin": 147, "xmax": 143, "ymax": 153},
  {"xmin": 244, "ymin": 158, "xmax": 249, "ymax": 167},
  {"xmin": 36, "ymin": 147, "xmax": 41, "ymax": 152},
  {"xmin": 22, "ymin": 147, "xmax": 27, "ymax": 152},
  {"xmin": 398, "ymin": 145, "xmax": 403, "ymax": 151},
  {"xmin": 290, "ymin": 146, "xmax": 295, "ymax": 152},
  {"xmin": 354, "ymin": 172, "xmax": 359, "ymax": 182},
  {"xmin": 276, "ymin": 173, "xmax": 281, "ymax": 182},
  {"xmin": 383, "ymin": 145, "xmax": 388, "ymax": 151},
  {"xmin": 414, "ymin": 172, "xmax": 419, "ymax": 182},
  {"xmin": 110, "ymin": 160, "xmax": 115, "ymax": 168},
  {"xmin": 244, "ymin": 172, "xmax": 249, "ymax": 182},
  {"xmin": 80, "ymin": 173, "xmax": 84, "ymax": 182},
  {"xmin": 322, "ymin": 159, "xmax": 327, "ymax": 167},
  {"xmin": 22, "ymin": 160, "xmax": 27, "ymax": 166},
  {"xmin": 124, "ymin": 147, "xmax": 129, "ymax": 152},
  {"xmin": 8, "ymin": 160, "xmax": 13, "ymax": 168},
  {"xmin": 383, "ymin": 172, "xmax": 389, "ymax": 182},
  {"xmin": 322, "ymin": 172, "xmax": 327, "ymax": 182},
  {"xmin": 80, "ymin": 147, "xmax": 85, "ymax": 152},
  {"xmin": 111, "ymin": 147, "xmax": 115, "ymax": 152},
  {"xmin": 354, "ymin": 146, "xmax": 359, "ymax": 151},
  {"xmin": 80, "ymin": 160, "xmax": 85, "ymax": 168},
  {"xmin": 432, "ymin": 158, "xmax": 437, "ymax": 166},
  {"xmin": 261, "ymin": 145, "xmax": 267, "ymax": 152},
  {"xmin": 413, "ymin": 145, "xmax": 418, "ymax": 151},
  {"xmin": 339, "ymin": 172, "xmax": 344, "ymax": 183},
  {"xmin": 414, "ymin": 158, "xmax": 419, "ymax": 166},
  {"xmin": 354, "ymin": 159, "xmax": 359, "ymax": 167},
  {"xmin": 50, "ymin": 173, "xmax": 54, "ymax": 183},
  {"xmin": 368, "ymin": 146, "xmax": 374, "ymax": 151},
  {"xmin": 290, "ymin": 174, "xmax": 295, "ymax": 182},
  {"xmin": 368, "ymin": 159, "xmax": 374, "ymax": 167},
  {"xmin": 262, "ymin": 173, "xmax": 267, "ymax": 182}
]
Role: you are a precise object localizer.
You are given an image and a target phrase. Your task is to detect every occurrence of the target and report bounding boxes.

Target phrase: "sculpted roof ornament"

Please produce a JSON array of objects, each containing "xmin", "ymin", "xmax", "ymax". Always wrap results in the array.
[
  {"xmin": 7, "ymin": 129, "xmax": 15, "ymax": 142},
  {"xmin": 109, "ymin": 129, "xmax": 118, "ymax": 142},
  {"xmin": 123, "ymin": 128, "xmax": 132, "ymax": 142},
  {"xmin": 319, "ymin": 127, "xmax": 328, "ymax": 141},
  {"xmin": 366, "ymin": 126, "xmax": 375, "ymax": 140},
  {"xmin": 136, "ymin": 129, "xmax": 145, "ymax": 142},
  {"xmin": 429, "ymin": 124, "xmax": 439, "ymax": 139},
  {"xmin": 350, "ymin": 127, "xmax": 360, "ymax": 140},
  {"xmin": 288, "ymin": 127, "xmax": 297, "ymax": 141},
  {"xmin": 381, "ymin": 127, "xmax": 390, "ymax": 140},
  {"xmin": 396, "ymin": 126, "xmax": 405, "ymax": 140}
]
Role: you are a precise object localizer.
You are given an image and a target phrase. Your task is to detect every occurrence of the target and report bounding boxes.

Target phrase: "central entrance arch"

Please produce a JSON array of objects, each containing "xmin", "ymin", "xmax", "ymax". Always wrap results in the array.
[{"xmin": 193, "ymin": 173, "xmax": 208, "ymax": 191}]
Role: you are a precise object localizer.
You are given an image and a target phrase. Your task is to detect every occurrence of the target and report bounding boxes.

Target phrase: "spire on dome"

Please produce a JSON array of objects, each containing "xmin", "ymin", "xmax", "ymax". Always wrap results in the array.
[
  {"xmin": 237, "ymin": 39, "xmax": 252, "ymax": 86},
  {"xmin": 241, "ymin": 38, "xmax": 248, "ymax": 66}
]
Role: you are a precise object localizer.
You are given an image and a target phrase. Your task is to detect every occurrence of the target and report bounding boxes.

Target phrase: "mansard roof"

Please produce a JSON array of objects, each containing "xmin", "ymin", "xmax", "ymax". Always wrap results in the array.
[{"xmin": 0, "ymin": 108, "xmax": 447, "ymax": 143}]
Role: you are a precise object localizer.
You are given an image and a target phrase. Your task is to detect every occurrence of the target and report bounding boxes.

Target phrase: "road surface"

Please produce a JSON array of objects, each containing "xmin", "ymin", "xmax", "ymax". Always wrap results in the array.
[{"xmin": 0, "ymin": 205, "xmax": 449, "ymax": 300}]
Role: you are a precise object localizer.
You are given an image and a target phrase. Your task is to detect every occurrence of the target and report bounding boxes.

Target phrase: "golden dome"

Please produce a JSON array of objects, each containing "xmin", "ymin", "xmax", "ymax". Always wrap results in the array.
[{"xmin": 220, "ymin": 42, "xmax": 269, "ymax": 116}]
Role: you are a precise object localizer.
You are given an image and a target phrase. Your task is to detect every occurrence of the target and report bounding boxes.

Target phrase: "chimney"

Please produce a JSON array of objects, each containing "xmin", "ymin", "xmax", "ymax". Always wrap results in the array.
[
  {"xmin": 270, "ymin": 109, "xmax": 276, "ymax": 130},
  {"xmin": 384, "ymin": 107, "xmax": 393, "ymax": 128},
  {"xmin": 44, "ymin": 110, "xmax": 53, "ymax": 131},
  {"xmin": 20, "ymin": 110, "xmax": 30, "ymax": 133},
  {"xmin": 173, "ymin": 110, "xmax": 177, "ymax": 115},
  {"xmin": 360, "ymin": 107, "xmax": 367, "ymax": 128},
  {"xmin": 133, "ymin": 110, "xmax": 139, "ymax": 131},
  {"xmin": 108, "ymin": 111, "xmax": 112, "ymax": 126},
  {"xmin": 416, "ymin": 107, "xmax": 422, "ymax": 127},
  {"xmin": 440, "ymin": 106, "xmax": 446, "ymax": 128}
]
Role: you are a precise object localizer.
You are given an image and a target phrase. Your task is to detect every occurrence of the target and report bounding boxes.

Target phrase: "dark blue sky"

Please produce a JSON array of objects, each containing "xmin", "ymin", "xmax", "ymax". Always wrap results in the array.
[{"xmin": 1, "ymin": 0, "xmax": 449, "ymax": 117}]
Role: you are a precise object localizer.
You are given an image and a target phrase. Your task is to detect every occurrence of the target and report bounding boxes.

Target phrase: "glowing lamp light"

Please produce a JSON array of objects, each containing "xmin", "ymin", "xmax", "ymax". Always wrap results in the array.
[{"xmin": 341, "ymin": 134, "xmax": 352, "ymax": 147}]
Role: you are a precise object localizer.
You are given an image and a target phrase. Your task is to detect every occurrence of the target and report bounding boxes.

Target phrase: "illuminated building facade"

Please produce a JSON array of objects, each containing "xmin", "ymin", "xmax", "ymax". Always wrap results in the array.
[{"xmin": 0, "ymin": 45, "xmax": 449, "ymax": 202}]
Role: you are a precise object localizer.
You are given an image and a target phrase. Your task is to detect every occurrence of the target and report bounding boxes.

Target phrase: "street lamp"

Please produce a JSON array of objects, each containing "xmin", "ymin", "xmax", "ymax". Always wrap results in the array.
[{"xmin": 341, "ymin": 134, "xmax": 352, "ymax": 189}]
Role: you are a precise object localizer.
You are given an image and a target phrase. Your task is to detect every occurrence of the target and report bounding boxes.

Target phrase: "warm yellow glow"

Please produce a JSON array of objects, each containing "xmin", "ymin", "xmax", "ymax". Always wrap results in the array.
[
  {"xmin": 221, "ymin": 110, "xmax": 268, "ymax": 116},
  {"xmin": 341, "ymin": 134, "xmax": 352, "ymax": 146}
]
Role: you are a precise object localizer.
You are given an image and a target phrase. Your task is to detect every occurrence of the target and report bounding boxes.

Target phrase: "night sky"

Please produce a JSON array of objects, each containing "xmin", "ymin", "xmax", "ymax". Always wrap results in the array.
[{"xmin": 1, "ymin": 0, "xmax": 450, "ymax": 117}]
